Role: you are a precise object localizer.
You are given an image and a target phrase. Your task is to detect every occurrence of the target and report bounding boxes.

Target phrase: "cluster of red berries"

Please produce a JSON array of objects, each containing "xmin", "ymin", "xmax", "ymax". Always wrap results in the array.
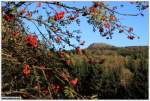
[
  {"xmin": 104, "ymin": 22, "xmax": 110, "ymax": 29},
  {"xmin": 25, "ymin": 35, "xmax": 38, "ymax": 48},
  {"xmin": 40, "ymin": 64, "xmax": 45, "ymax": 70},
  {"xmin": 55, "ymin": 36, "xmax": 61, "ymax": 43},
  {"xmin": 127, "ymin": 35, "xmax": 135, "ymax": 40},
  {"xmin": 70, "ymin": 78, "xmax": 78, "ymax": 86},
  {"xmin": 128, "ymin": 27, "xmax": 133, "ymax": 33},
  {"xmin": 99, "ymin": 27, "xmax": 104, "ymax": 32},
  {"xmin": 52, "ymin": 84, "xmax": 60, "ymax": 93},
  {"xmin": 42, "ymin": 84, "xmax": 60, "ymax": 95},
  {"xmin": 76, "ymin": 47, "xmax": 81, "ymax": 54},
  {"xmin": 42, "ymin": 78, "xmax": 78, "ymax": 95},
  {"xmin": 3, "ymin": 14, "xmax": 13, "ymax": 22},
  {"xmin": 119, "ymin": 29, "xmax": 124, "ymax": 33},
  {"xmin": 22, "ymin": 64, "xmax": 30, "ymax": 76},
  {"xmin": 68, "ymin": 16, "xmax": 76, "ymax": 20},
  {"xmin": 26, "ymin": 12, "xmax": 32, "ymax": 18},
  {"xmin": 89, "ymin": 6, "xmax": 97, "ymax": 13},
  {"xmin": 12, "ymin": 32, "xmax": 20, "ymax": 37},
  {"xmin": 42, "ymin": 88, "xmax": 49, "ymax": 95},
  {"xmin": 109, "ymin": 15, "xmax": 116, "ymax": 21},
  {"xmin": 65, "ymin": 59, "xmax": 72, "ymax": 65},
  {"xmin": 59, "ymin": 52, "xmax": 65, "ymax": 58},
  {"xmin": 54, "ymin": 11, "xmax": 65, "ymax": 21}
]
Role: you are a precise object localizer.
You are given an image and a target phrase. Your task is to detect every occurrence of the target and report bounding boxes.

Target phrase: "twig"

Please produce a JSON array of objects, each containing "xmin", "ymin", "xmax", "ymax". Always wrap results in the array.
[
  {"xmin": 33, "ymin": 66, "xmax": 53, "ymax": 70},
  {"xmin": 41, "ymin": 69, "xmax": 53, "ymax": 99},
  {"xmin": 47, "ymin": 4, "xmax": 57, "ymax": 13},
  {"xmin": 47, "ymin": 2, "xmax": 82, "ymax": 12},
  {"xmin": 2, "ymin": 90, "xmax": 37, "ymax": 99},
  {"xmin": 33, "ymin": 66, "xmax": 42, "ymax": 98},
  {"xmin": 103, "ymin": 4, "xmax": 140, "ymax": 16}
]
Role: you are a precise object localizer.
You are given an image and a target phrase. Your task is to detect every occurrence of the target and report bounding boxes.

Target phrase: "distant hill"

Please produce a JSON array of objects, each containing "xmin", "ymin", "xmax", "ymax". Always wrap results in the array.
[
  {"xmin": 71, "ymin": 43, "xmax": 148, "ymax": 66},
  {"xmin": 85, "ymin": 43, "xmax": 148, "ymax": 57},
  {"xmin": 88, "ymin": 43, "xmax": 115, "ymax": 49}
]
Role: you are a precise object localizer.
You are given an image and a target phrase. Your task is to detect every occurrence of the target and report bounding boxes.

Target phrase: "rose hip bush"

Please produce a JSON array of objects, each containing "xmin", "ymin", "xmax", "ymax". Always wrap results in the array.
[{"xmin": 2, "ymin": 1, "xmax": 148, "ymax": 99}]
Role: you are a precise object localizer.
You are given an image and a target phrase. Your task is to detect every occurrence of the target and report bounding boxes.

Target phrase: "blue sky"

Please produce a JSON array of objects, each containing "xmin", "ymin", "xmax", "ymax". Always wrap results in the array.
[{"xmin": 19, "ymin": 1, "xmax": 148, "ymax": 49}]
